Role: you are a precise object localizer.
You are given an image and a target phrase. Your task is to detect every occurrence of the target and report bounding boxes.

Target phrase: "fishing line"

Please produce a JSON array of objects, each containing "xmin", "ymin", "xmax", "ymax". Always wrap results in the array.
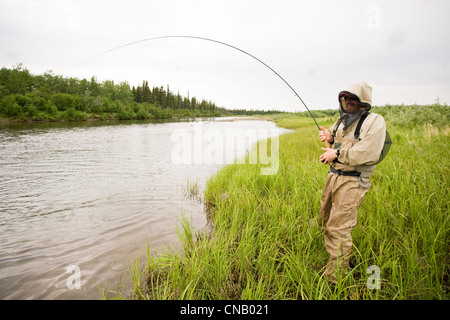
[{"xmin": 85, "ymin": 35, "xmax": 322, "ymax": 130}]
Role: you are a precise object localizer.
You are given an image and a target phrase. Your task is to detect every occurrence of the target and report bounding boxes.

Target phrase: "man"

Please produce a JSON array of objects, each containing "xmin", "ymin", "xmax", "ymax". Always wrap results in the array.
[{"xmin": 317, "ymin": 81, "xmax": 386, "ymax": 284}]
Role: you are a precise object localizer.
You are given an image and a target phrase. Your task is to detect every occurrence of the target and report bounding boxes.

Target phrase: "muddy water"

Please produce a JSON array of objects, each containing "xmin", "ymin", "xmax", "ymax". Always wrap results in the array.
[{"xmin": 0, "ymin": 118, "xmax": 289, "ymax": 299}]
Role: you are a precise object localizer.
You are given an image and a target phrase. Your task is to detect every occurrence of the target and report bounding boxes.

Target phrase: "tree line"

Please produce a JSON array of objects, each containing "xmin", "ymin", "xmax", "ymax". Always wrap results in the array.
[
  {"xmin": 0, "ymin": 64, "xmax": 241, "ymax": 122},
  {"xmin": 133, "ymin": 81, "xmax": 219, "ymax": 112}
]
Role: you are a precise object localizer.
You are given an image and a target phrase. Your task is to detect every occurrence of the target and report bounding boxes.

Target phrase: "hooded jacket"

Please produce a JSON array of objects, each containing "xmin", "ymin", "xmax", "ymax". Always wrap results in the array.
[
  {"xmin": 338, "ymin": 81, "xmax": 372, "ymax": 129},
  {"xmin": 340, "ymin": 81, "xmax": 373, "ymax": 109},
  {"xmin": 330, "ymin": 82, "xmax": 386, "ymax": 180}
]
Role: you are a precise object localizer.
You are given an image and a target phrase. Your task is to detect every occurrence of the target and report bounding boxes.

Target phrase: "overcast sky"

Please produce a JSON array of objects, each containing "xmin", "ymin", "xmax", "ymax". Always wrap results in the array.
[{"xmin": 1, "ymin": 0, "xmax": 449, "ymax": 111}]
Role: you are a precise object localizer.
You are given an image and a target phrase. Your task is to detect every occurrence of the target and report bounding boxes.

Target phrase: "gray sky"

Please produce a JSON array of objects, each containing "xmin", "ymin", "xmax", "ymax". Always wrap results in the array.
[{"xmin": 1, "ymin": 0, "xmax": 449, "ymax": 111}]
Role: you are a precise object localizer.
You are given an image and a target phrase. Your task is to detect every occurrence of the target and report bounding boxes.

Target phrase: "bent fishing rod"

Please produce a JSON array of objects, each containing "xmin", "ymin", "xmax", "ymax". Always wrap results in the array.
[{"xmin": 89, "ymin": 35, "xmax": 330, "ymax": 147}]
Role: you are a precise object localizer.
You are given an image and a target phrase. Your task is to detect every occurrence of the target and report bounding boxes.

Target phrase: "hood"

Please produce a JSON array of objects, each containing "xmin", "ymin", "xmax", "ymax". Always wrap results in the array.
[{"xmin": 338, "ymin": 81, "xmax": 372, "ymax": 112}]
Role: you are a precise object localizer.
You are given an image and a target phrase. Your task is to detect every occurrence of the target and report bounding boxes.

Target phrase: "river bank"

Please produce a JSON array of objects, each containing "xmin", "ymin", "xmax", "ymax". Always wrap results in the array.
[{"xmin": 117, "ymin": 113, "xmax": 449, "ymax": 300}]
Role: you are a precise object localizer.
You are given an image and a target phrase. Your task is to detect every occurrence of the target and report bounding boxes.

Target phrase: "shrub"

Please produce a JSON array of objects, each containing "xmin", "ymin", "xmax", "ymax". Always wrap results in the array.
[
  {"xmin": 51, "ymin": 93, "xmax": 76, "ymax": 111},
  {"xmin": 65, "ymin": 107, "xmax": 87, "ymax": 121}
]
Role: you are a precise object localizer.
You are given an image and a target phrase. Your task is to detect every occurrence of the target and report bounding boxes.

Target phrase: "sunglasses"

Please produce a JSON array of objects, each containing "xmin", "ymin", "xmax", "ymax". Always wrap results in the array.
[{"xmin": 340, "ymin": 95, "xmax": 358, "ymax": 102}]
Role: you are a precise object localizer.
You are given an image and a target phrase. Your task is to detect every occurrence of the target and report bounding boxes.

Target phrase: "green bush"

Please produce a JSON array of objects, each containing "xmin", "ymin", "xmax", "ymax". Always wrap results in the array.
[
  {"xmin": 0, "ymin": 95, "xmax": 22, "ymax": 117},
  {"xmin": 116, "ymin": 104, "xmax": 136, "ymax": 120},
  {"xmin": 382, "ymin": 104, "xmax": 449, "ymax": 128},
  {"xmin": 64, "ymin": 107, "xmax": 87, "ymax": 121},
  {"xmin": 51, "ymin": 93, "xmax": 76, "ymax": 111},
  {"xmin": 136, "ymin": 106, "xmax": 153, "ymax": 120}
]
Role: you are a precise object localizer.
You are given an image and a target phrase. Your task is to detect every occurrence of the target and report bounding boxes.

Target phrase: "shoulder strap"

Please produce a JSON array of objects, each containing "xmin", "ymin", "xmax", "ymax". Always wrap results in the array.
[
  {"xmin": 332, "ymin": 117, "xmax": 344, "ymax": 137},
  {"xmin": 354, "ymin": 112, "xmax": 370, "ymax": 139}
]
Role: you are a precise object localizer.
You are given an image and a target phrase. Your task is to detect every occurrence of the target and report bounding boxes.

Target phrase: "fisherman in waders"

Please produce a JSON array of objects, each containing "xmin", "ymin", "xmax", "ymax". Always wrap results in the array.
[{"xmin": 318, "ymin": 82, "xmax": 386, "ymax": 284}]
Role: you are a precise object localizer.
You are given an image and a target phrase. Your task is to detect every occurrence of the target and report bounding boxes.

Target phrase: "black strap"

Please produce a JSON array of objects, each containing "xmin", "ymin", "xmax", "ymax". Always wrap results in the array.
[
  {"xmin": 354, "ymin": 112, "xmax": 370, "ymax": 139},
  {"xmin": 332, "ymin": 112, "xmax": 370, "ymax": 140},
  {"xmin": 332, "ymin": 117, "xmax": 344, "ymax": 138},
  {"xmin": 330, "ymin": 167, "xmax": 361, "ymax": 176}
]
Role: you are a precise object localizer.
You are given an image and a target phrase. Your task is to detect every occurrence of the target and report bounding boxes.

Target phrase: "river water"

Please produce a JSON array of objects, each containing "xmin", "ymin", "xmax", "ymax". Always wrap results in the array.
[{"xmin": 0, "ymin": 118, "xmax": 289, "ymax": 300}]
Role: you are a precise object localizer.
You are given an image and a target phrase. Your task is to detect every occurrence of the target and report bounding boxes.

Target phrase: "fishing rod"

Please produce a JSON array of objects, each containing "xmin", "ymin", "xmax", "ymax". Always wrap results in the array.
[{"xmin": 90, "ymin": 35, "xmax": 328, "ymax": 145}]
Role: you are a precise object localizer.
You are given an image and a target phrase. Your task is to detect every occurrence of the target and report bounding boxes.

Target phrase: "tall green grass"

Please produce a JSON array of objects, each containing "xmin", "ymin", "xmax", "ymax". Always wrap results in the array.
[{"xmin": 113, "ymin": 112, "xmax": 449, "ymax": 300}]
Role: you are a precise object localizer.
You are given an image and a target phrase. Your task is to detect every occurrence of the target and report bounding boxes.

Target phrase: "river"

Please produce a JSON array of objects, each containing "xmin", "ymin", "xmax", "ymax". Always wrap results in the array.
[{"xmin": 0, "ymin": 118, "xmax": 290, "ymax": 299}]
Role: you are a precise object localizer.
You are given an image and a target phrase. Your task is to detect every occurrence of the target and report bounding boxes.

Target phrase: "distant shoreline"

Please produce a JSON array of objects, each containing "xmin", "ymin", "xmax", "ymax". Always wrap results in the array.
[{"xmin": 0, "ymin": 115, "xmax": 275, "ymax": 127}]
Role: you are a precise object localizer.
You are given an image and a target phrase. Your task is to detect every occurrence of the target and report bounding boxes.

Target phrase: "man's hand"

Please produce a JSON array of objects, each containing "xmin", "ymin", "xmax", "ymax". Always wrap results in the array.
[
  {"xmin": 319, "ymin": 148, "xmax": 338, "ymax": 164},
  {"xmin": 319, "ymin": 126, "xmax": 333, "ymax": 143}
]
